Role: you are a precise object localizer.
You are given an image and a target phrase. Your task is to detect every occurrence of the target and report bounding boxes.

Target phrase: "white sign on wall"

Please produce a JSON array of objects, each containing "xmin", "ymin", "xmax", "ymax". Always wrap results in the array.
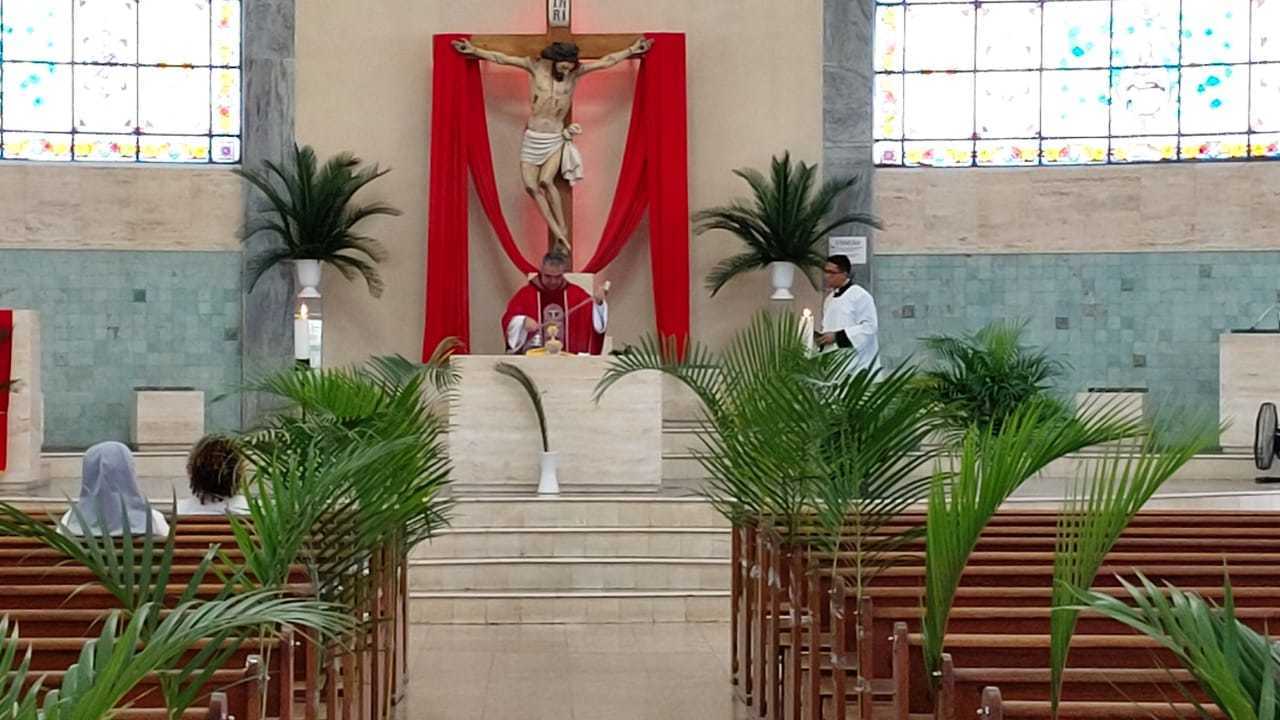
[
  {"xmin": 548, "ymin": 0, "xmax": 571, "ymax": 28},
  {"xmin": 829, "ymin": 236, "xmax": 868, "ymax": 265}
]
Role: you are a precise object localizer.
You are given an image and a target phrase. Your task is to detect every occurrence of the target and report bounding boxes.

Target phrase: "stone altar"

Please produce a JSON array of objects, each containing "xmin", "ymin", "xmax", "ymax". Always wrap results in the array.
[
  {"xmin": 1, "ymin": 310, "xmax": 43, "ymax": 491},
  {"xmin": 131, "ymin": 388, "xmax": 205, "ymax": 451},
  {"xmin": 1220, "ymin": 331, "xmax": 1280, "ymax": 452},
  {"xmin": 449, "ymin": 355, "xmax": 661, "ymax": 493}
]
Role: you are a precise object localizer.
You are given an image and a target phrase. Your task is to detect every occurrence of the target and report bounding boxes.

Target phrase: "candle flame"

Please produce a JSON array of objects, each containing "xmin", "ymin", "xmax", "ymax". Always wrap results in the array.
[{"xmin": 299, "ymin": 303, "xmax": 309, "ymax": 320}]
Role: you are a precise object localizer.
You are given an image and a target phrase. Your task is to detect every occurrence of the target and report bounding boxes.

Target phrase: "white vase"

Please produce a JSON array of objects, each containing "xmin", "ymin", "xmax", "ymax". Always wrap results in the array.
[
  {"xmin": 293, "ymin": 259, "xmax": 322, "ymax": 295},
  {"xmin": 537, "ymin": 451, "xmax": 560, "ymax": 495},
  {"xmin": 768, "ymin": 261, "xmax": 796, "ymax": 301}
]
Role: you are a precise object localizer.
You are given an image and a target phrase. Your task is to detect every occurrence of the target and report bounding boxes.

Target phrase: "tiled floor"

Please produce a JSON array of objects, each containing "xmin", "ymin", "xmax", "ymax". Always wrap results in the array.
[{"xmin": 406, "ymin": 623, "xmax": 748, "ymax": 719}]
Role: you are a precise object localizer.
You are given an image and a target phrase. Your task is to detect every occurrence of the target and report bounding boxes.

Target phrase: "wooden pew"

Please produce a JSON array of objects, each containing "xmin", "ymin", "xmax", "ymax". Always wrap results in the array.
[
  {"xmin": 736, "ymin": 511, "xmax": 1280, "ymax": 720},
  {"xmin": 978, "ymin": 684, "xmax": 1227, "ymax": 720},
  {"xmin": 0, "ymin": 508, "xmax": 412, "ymax": 720}
]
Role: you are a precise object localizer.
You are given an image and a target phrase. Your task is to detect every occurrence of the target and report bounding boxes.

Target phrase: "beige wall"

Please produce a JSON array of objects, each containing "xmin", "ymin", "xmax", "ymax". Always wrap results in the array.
[
  {"xmin": 296, "ymin": 0, "xmax": 824, "ymax": 365},
  {"xmin": 0, "ymin": 164, "xmax": 241, "ymax": 251},
  {"xmin": 874, "ymin": 162, "xmax": 1280, "ymax": 255}
]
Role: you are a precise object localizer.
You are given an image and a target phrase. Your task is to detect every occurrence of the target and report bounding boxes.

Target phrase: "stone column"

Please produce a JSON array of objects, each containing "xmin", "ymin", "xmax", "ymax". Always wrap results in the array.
[
  {"xmin": 823, "ymin": 0, "xmax": 877, "ymax": 287},
  {"xmin": 240, "ymin": 0, "xmax": 297, "ymax": 425},
  {"xmin": 1, "ymin": 311, "xmax": 44, "ymax": 492}
]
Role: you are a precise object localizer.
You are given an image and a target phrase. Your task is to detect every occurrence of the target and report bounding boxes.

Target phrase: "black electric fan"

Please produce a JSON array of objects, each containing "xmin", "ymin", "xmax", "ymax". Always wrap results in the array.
[{"xmin": 1257, "ymin": 402, "xmax": 1280, "ymax": 472}]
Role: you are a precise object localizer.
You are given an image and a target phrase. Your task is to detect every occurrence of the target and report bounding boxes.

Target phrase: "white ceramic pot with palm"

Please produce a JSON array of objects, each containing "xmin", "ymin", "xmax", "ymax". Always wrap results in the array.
[
  {"xmin": 293, "ymin": 259, "xmax": 322, "ymax": 294},
  {"xmin": 495, "ymin": 362, "xmax": 560, "ymax": 496},
  {"xmin": 768, "ymin": 261, "xmax": 797, "ymax": 301},
  {"xmin": 538, "ymin": 451, "xmax": 560, "ymax": 495}
]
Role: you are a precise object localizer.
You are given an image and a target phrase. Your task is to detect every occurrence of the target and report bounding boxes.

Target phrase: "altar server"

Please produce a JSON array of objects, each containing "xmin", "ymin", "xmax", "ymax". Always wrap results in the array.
[{"xmin": 816, "ymin": 254, "xmax": 881, "ymax": 373}]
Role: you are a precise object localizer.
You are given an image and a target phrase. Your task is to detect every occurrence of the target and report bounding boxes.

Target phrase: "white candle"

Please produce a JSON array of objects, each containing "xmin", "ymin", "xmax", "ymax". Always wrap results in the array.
[
  {"xmin": 294, "ymin": 303, "xmax": 310, "ymax": 361},
  {"xmin": 800, "ymin": 308, "xmax": 815, "ymax": 354},
  {"xmin": 308, "ymin": 317, "xmax": 323, "ymax": 367}
]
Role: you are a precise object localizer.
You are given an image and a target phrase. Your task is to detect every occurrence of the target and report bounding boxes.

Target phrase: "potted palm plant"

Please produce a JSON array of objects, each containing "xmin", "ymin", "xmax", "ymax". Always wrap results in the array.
[
  {"xmin": 495, "ymin": 362, "xmax": 557, "ymax": 495},
  {"xmin": 236, "ymin": 144, "xmax": 402, "ymax": 297},
  {"xmin": 919, "ymin": 319, "xmax": 1070, "ymax": 436},
  {"xmin": 694, "ymin": 151, "xmax": 879, "ymax": 300}
]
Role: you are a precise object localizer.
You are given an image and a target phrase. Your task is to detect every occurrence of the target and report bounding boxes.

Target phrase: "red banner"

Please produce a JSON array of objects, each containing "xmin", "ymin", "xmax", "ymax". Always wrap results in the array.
[{"xmin": 0, "ymin": 309, "xmax": 13, "ymax": 472}]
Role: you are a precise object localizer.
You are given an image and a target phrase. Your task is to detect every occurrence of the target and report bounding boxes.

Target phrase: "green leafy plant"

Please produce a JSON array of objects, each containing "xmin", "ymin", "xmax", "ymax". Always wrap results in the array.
[
  {"xmin": 232, "ymin": 351, "xmax": 455, "ymax": 598},
  {"xmin": 694, "ymin": 152, "xmax": 880, "ymax": 296},
  {"xmin": 597, "ymin": 312, "xmax": 946, "ymax": 698},
  {"xmin": 921, "ymin": 398, "xmax": 1144, "ymax": 679},
  {"xmin": 229, "ymin": 350, "xmax": 456, "ymax": 720},
  {"xmin": 597, "ymin": 310, "xmax": 943, "ymax": 569},
  {"xmin": 496, "ymin": 362, "xmax": 550, "ymax": 453},
  {"xmin": 597, "ymin": 311, "xmax": 831, "ymax": 534},
  {"xmin": 236, "ymin": 144, "xmax": 401, "ymax": 297},
  {"xmin": 920, "ymin": 320, "xmax": 1069, "ymax": 434},
  {"xmin": 1049, "ymin": 413, "xmax": 1223, "ymax": 711},
  {"xmin": 1073, "ymin": 574, "xmax": 1280, "ymax": 720}
]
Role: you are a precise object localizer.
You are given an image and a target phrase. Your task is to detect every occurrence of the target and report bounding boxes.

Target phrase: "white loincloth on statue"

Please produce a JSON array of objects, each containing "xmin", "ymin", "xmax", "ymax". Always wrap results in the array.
[{"xmin": 520, "ymin": 129, "xmax": 585, "ymax": 185}]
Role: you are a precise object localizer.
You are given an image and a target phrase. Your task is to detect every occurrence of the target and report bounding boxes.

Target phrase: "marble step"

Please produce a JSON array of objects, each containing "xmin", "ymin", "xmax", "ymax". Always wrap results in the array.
[
  {"xmin": 661, "ymin": 455, "xmax": 711, "ymax": 483},
  {"xmin": 662, "ymin": 423, "xmax": 707, "ymax": 455},
  {"xmin": 412, "ymin": 527, "xmax": 730, "ymax": 560},
  {"xmin": 446, "ymin": 497, "xmax": 726, "ymax": 529},
  {"xmin": 409, "ymin": 589, "xmax": 730, "ymax": 624},
  {"xmin": 409, "ymin": 557, "xmax": 730, "ymax": 592}
]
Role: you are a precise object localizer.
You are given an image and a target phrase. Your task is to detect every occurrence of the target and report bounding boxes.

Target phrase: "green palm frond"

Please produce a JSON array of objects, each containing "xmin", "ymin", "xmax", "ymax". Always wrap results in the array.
[
  {"xmin": 693, "ymin": 152, "xmax": 881, "ymax": 296},
  {"xmin": 596, "ymin": 311, "xmax": 930, "ymax": 548},
  {"xmin": 595, "ymin": 332, "xmax": 722, "ymax": 416},
  {"xmin": 28, "ymin": 595, "xmax": 346, "ymax": 720},
  {"xmin": 595, "ymin": 310, "xmax": 939, "ymax": 682},
  {"xmin": 496, "ymin": 362, "xmax": 549, "ymax": 452},
  {"xmin": 920, "ymin": 320, "xmax": 1069, "ymax": 435},
  {"xmin": 705, "ymin": 252, "xmax": 770, "ymax": 295},
  {"xmin": 233, "ymin": 354, "xmax": 454, "ymax": 614},
  {"xmin": 236, "ymin": 144, "xmax": 401, "ymax": 297},
  {"xmin": 1073, "ymin": 573, "xmax": 1279, "ymax": 720},
  {"xmin": 0, "ymin": 617, "xmax": 41, "ymax": 718},
  {"xmin": 921, "ymin": 397, "xmax": 1145, "ymax": 679},
  {"xmin": 0, "ymin": 595, "xmax": 348, "ymax": 720},
  {"xmin": 1049, "ymin": 412, "xmax": 1222, "ymax": 711}
]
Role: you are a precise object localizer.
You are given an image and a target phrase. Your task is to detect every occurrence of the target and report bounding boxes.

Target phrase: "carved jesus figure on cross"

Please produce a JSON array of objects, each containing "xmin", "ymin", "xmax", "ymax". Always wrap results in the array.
[{"xmin": 453, "ymin": 28, "xmax": 651, "ymax": 258}]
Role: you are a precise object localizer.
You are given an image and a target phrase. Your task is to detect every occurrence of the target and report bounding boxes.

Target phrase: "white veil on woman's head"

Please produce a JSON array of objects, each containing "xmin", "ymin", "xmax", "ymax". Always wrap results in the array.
[{"xmin": 60, "ymin": 441, "xmax": 170, "ymax": 537}]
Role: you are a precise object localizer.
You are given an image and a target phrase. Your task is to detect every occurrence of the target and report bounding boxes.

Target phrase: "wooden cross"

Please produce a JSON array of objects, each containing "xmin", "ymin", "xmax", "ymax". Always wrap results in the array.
[{"xmin": 470, "ymin": 0, "xmax": 642, "ymax": 268}]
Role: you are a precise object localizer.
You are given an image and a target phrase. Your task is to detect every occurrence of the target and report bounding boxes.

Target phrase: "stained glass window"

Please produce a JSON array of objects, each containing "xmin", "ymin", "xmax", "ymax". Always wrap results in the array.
[
  {"xmin": 0, "ymin": 0, "xmax": 242, "ymax": 164},
  {"xmin": 874, "ymin": 0, "xmax": 1280, "ymax": 167}
]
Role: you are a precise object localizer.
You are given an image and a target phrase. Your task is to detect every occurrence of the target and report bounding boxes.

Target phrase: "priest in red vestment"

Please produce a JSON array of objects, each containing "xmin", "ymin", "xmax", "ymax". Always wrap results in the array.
[{"xmin": 502, "ymin": 253, "xmax": 608, "ymax": 355}]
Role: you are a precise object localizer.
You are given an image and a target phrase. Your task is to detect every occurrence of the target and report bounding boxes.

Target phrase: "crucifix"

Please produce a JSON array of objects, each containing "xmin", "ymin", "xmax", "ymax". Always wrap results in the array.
[{"xmin": 453, "ymin": 0, "xmax": 649, "ymax": 269}]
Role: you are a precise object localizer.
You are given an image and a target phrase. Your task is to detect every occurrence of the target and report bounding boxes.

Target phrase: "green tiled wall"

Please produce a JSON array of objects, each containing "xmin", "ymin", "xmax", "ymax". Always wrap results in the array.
[
  {"xmin": 874, "ymin": 252, "xmax": 1280, "ymax": 417},
  {"xmin": 0, "ymin": 250, "xmax": 242, "ymax": 449}
]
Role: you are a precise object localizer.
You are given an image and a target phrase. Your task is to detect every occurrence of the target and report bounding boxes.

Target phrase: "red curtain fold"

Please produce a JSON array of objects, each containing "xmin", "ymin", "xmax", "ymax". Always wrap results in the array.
[
  {"xmin": 423, "ymin": 32, "xmax": 689, "ymax": 359},
  {"xmin": 0, "ymin": 309, "xmax": 12, "ymax": 472},
  {"xmin": 582, "ymin": 33, "xmax": 689, "ymax": 357}
]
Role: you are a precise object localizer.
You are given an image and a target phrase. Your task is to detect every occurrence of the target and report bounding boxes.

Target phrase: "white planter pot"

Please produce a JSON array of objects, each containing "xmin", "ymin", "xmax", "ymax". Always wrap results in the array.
[
  {"xmin": 293, "ymin": 259, "xmax": 322, "ymax": 294},
  {"xmin": 537, "ymin": 451, "xmax": 560, "ymax": 495},
  {"xmin": 768, "ymin": 261, "xmax": 797, "ymax": 301}
]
